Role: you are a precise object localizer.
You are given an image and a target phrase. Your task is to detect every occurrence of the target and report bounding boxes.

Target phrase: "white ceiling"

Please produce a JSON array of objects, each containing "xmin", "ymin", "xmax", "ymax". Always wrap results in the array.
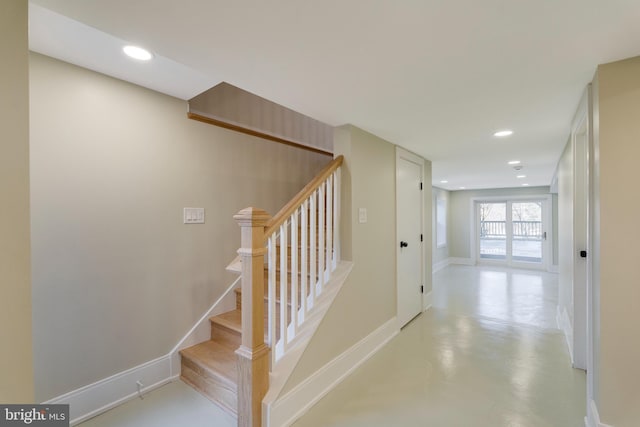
[{"xmin": 28, "ymin": 0, "xmax": 640, "ymax": 190}]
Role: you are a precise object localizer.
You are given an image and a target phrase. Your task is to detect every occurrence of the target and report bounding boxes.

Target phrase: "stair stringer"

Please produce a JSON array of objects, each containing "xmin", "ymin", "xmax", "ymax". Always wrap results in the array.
[
  {"xmin": 169, "ymin": 276, "xmax": 241, "ymax": 375},
  {"xmin": 262, "ymin": 261, "xmax": 352, "ymax": 423}
]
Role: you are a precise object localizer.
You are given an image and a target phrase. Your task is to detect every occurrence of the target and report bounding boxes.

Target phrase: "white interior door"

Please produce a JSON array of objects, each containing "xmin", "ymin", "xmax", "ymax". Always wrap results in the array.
[{"xmin": 396, "ymin": 149, "xmax": 423, "ymax": 328}]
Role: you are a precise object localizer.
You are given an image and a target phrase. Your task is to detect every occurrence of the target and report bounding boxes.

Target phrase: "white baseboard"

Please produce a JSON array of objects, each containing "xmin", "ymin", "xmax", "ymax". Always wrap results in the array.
[
  {"xmin": 44, "ymin": 277, "xmax": 240, "ymax": 425},
  {"xmin": 449, "ymin": 257, "xmax": 475, "ymax": 266},
  {"xmin": 266, "ymin": 317, "xmax": 399, "ymax": 427},
  {"xmin": 557, "ymin": 305, "xmax": 574, "ymax": 364},
  {"xmin": 44, "ymin": 355, "xmax": 178, "ymax": 425},
  {"xmin": 548, "ymin": 264, "xmax": 559, "ymax": 273},
  {"xmin": 423, "ymin": 291, "xmax": 433, "ymax": 311},
  {"xmin": 432, "ymin": 258, "xmax": 450, "ymax": 273},
  {"xmin": 585, "ymin": 399, "xmax": 613, "ymax": 427}
]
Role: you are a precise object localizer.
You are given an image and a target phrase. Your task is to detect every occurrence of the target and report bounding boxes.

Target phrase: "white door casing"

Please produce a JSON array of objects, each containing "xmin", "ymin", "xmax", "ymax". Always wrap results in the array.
[
  {"xmin": 571, "ymin": 88, "xmax": 591, "ymax": 371},
  {"xmin": 396, "ymin": 148, "xmax": 424, "ymax": 328}
]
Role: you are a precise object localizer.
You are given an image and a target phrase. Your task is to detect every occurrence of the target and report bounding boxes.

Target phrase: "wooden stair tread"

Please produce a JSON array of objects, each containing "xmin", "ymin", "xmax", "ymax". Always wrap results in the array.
[
  {"xmin": 211, "ymin": 309, "xmax": 242, "ymax": 334},
  {"xmin": 180, "ymin": 340, "xmax": 238, "ymax": 389}
]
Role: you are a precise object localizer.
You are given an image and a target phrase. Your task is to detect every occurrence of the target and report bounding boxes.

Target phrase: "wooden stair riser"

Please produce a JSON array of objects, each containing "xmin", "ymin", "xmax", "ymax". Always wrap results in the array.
[
  {"xmin": 179, "ymin": 337, "xmax": 239, "ymax": 417},
  {"xmin": 181, "ymin": 364, "xmax": 237, "ymax": 416},
  {"xmin": 210, "ymin": 318, "xmax": 242, "ymax": 345}
]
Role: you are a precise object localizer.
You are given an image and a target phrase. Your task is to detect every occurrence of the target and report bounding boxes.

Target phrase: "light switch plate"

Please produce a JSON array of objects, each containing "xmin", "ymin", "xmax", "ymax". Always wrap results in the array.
[
  {"xmin": 184, "ymin": 207, "xmax": 205, "ymax": 224},
  {"xmin": 358, "ymin": 207, "xmax": 368, "ymax": 224}
]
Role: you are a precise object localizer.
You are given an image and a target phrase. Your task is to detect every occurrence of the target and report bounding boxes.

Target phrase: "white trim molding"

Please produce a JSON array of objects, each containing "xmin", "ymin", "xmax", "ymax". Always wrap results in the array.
[
  {"xmin": 44, "ymin": 356, "xmax": 177, "ymax": 426},
  {"xmin": 449, "ymin": 257, "xmax": 475, "ymax": 266},
  {"xmin": 266, "ymin": 317, "xmax": 399, "ymax": 427},
  {"xmin": 557, "ymin": 305, "xmax": 574, "ymax": 365},
  {"xmin": 423, "ymin": 291, "xmax": 433, "ymax": 311},
  {"xmin": 549, "ymin": 264, "xmax": 559, "ymax": 273},
  {"xmin": 585, "ymin": 399, "xmax": 614, "ymax": 427},
  {"xmin": 432, "ymin": 258, "xmax": 450, "ymax": 273}
]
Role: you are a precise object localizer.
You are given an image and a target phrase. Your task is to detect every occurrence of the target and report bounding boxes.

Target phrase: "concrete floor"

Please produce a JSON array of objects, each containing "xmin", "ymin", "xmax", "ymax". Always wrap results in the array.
[
  {"xmin": 78, "ymin": 380, "xmax": 235, "ymax": 427},
  {"xmin": 79, "ymin": 265, "xmax": 586, "ymax": 427}
]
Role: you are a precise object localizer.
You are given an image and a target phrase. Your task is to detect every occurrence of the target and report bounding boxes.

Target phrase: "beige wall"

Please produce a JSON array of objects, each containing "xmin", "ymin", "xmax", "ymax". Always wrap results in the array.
[
  {"xmin": 557, "ymin": 141, "xmax": 574, "ymax": 321},
  {"xmin": 449, "ymin": 186, "xmax": 551, "ymax": 259},
  {"xmin": 432, "ymin": 187, "xmax": 450, "ymax": 266},
  {"xmin": 0, "ymin": 0, "xmax": 34, "ymax": 403},
  {"xmin": 593, "ymin": 56, "xmax": 640, "ymax": 427},
  {"xmin": 29, "ymin": 53, "xmax": 330, "ymax": 401},
  {"xmin": 282, "ymin": 125, "xmax": 407, "ymax": 394}
]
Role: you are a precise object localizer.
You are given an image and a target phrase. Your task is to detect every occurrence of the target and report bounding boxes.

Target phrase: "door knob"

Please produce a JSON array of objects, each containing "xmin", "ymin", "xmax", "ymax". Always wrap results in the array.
[{"xmin": 400, "ymin": 241, "xmax": 408, "ymax": 248}]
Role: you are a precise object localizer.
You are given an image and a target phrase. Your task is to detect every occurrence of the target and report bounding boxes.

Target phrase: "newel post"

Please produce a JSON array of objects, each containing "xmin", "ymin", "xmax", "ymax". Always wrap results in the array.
[{"xmin": 234, "ymin": 207, "xmax": 271, "ymax": 427}]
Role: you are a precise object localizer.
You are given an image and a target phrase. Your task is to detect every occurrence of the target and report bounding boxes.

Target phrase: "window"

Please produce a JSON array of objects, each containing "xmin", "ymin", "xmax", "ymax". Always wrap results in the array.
[{"xmin": 436, "ymin": 197, "xmax": 447, "ymax": 248}]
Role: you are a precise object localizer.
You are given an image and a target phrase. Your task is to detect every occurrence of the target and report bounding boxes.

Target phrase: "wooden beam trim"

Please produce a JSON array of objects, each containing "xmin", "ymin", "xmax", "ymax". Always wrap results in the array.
[{"xmin": 187, "ymin": 112, "xmax": 333, "ymax": 156}]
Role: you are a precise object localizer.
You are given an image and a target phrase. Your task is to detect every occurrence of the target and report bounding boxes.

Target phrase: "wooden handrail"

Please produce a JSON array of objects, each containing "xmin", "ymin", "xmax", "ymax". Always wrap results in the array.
[{"xmin": 264, "ymin": 155, "xmax": 343, "ymax": 237}]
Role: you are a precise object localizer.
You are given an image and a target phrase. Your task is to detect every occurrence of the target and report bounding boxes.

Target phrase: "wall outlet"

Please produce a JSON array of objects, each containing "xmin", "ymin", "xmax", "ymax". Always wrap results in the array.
[{"xmin": 184, "ymin": 207, "xmax": 205, "ymax": 224}]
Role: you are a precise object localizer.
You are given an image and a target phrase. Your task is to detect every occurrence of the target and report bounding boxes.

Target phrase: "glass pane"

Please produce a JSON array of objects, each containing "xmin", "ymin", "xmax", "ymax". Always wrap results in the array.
[
  {"xmin": 512, "ymin": 202, "xmax": 542, "ymax": 263},
  {"xmin": 479, "ymin": 203, "xmax": 506, "ymax": 260}
]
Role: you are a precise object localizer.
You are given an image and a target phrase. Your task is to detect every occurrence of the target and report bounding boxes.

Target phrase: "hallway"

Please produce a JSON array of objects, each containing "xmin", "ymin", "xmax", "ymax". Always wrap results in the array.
[
  {"xmin": 79, "ymin": 265, "xmax": 585, "ymax": 426},
  {"xmin": 293, "ymin": 265, "xmax": 585, "ymax": 427}
]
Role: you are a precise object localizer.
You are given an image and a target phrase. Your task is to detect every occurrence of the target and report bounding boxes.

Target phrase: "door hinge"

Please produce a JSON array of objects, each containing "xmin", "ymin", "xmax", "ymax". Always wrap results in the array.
[
  {"xmin": 420, "ymin": 285, "xmax": 424, "ymax": 294},
  {"xmin": 420, "ymin": 182, "xmax": 423, "ymax": 190},
  {"xmin": 420, "ymin": 234, "xmax": 423, "ymax": 242}
]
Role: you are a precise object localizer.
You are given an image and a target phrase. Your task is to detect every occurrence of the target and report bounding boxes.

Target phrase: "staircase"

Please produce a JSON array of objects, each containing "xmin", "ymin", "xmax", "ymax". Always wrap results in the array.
[
  {"xmin": 179, "ymin": 156, "xmax": 343, "ymax": 426},
  {"xmin": 179, "ymin": 268, "xmax": 303, "ymax": 416}
]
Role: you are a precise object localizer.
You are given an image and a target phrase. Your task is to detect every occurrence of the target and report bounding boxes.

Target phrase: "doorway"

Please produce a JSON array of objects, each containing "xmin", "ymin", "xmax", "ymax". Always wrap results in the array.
[
  {"xmin": 475, "ymin": 197, "xmax": 551, "ymax": 270},
  {"xmin": 396, "ymin": 148, "xmax": 424, "ymax": 328},
  {"xmin": 571, "ymin": 89, "xmax": 590, "ymax": 371}
]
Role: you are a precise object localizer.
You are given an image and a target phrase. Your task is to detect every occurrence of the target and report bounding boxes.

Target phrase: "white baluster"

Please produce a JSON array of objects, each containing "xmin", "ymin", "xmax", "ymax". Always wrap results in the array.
[
  {"xmin": 318, "ymin": 183, "xmax": 325, "ymax": 292},
  {"xmin": 268, "ymin": 234, "xmax": 277, "ymax": 364},
  {"xmin": 325, "ymin": 175, "xmax": 333, "ymax": 283},
  {"xmin": 290, "ymin": 210, "xmax": 299, "ymax": 339},
  {"xmin": 309, "ymin": 192, "xmax": 316, "ymax": 309},
  {"xmin": 300, "ymin": 200, "xmax": 308, "ymax": 322},
  {"xmin": 279, "ymin": 224, "xmax": 288, "ymax": 353},
  {"xmin": 333, "ymin": 170, "xmax": 341, "ymax": 267}
]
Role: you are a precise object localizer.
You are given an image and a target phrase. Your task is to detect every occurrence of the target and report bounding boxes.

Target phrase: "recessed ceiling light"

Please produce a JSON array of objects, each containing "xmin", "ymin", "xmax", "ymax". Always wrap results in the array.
[
  {"xmin": 517, "ymin": 175, "xmax": 526, "ymax": 179},
  {"xmin": 123, "ymin": 45, "xmax": 154, "ymax": 61},
  {"xmin": 440, "ymin": 180, "xmax": 448, "ymax": 184},
  {"xmin": 508, "ymin": 160, "xmax": 521, "ymax": 165},
  {"xmin": 494, "ymin": 130, "xmax": 513, "ymax": 137},
  {"xmin": 459, "ymin": 186, "xmax": 466, "ymax": 189},
  {"xmin": 522, "ymin": 183, "xmax": 529, "ymax": 186}
]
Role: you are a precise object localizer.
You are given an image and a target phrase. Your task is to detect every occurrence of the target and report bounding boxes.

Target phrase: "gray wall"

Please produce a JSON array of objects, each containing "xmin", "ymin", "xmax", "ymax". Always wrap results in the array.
[
  {"xmin": 29, "ymin": 53, "xmax": 330, "ymax": 401},
  {"xmin": 281, "ymin": 125, "xmax": 433, "ymax": 394},
  {"xmin": 432, "ymin": 187, "xmax": 450, "ymax": 266},
  {"xmin": 0, "ymin": 0, "xmax": 34, "ymax": 402},
  {"xmin": 449, "ymin": 186, "xmax": 551, "ymax": 259},
  {"xmin": 594, "ymin": 55, "xmax": 640, "ymax": 427}
]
